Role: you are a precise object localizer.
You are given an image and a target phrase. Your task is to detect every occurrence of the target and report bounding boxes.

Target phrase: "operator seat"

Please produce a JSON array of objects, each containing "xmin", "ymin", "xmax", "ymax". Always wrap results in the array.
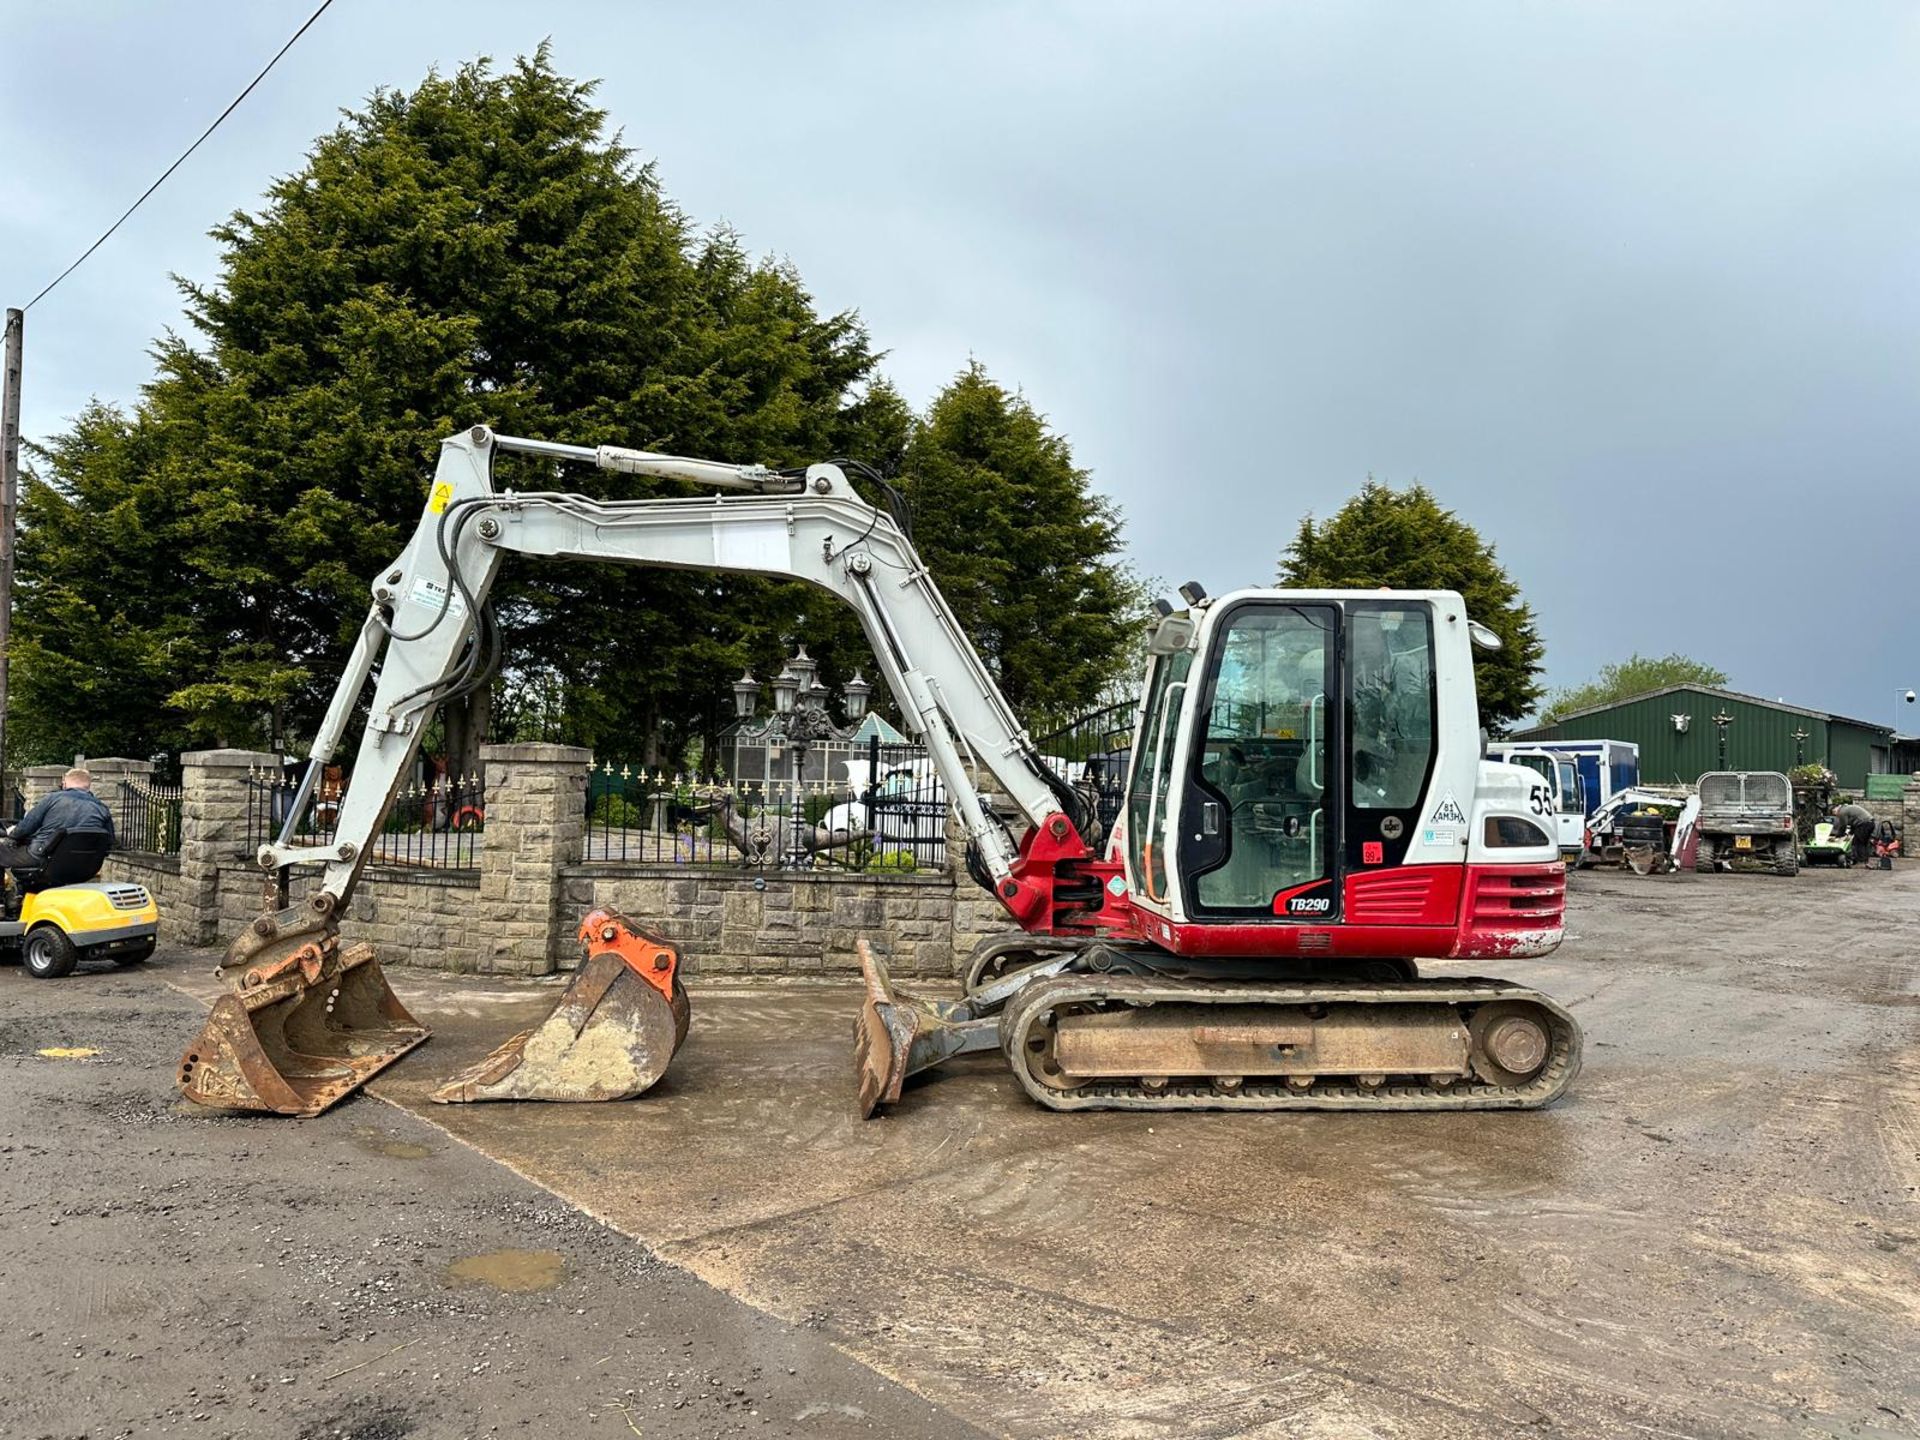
[{"xmin": 14, "ymin": 829, "xmax": 113, "ymax": 892}]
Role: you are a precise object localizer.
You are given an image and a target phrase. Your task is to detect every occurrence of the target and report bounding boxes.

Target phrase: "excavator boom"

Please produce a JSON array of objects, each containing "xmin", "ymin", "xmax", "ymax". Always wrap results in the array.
[{"xmin": 180, "ymin": 426, "xmax": 1097, "ymax": 1115}]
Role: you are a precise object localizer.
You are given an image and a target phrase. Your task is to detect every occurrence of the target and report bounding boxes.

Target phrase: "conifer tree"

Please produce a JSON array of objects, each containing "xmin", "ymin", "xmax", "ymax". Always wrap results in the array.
[
  {"xmin": 1280, "ymin": 481, "xmax": 1544, "ymax": 730},
  {"xmin": 900, "ymin": 363, "xmax": 1144, "ymax": 726}
]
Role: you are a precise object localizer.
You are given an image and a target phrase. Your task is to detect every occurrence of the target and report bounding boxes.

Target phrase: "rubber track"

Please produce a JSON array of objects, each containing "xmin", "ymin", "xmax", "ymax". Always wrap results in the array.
[{"xmin": 996, "ymin": 975, "xmax": 1583, "ymax": 1112}]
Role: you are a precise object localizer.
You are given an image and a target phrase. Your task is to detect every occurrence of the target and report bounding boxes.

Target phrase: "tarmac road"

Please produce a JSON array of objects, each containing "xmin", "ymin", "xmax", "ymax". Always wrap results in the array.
[
  {"xmin": 5, "ymin": 861, "xmax": 1917, "ymax": 1439},
  {"xmin": 0, "ymin": 959, "xmax": 989, "ymax": 1440}
]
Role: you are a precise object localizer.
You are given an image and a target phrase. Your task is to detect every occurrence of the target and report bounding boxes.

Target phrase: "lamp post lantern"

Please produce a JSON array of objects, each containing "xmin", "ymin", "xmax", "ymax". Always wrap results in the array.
[
  {"xmin": 770, "ymin": 665, "xmax": 799, "ymax": 716},
  {"xmin": 787, "ymin": 644, "xmax": 818, "ymax": 696},
  {"xmin": 731, "ymin": 671, "xmax": 760, "ymax": 721},
  {"xmin": 842, "ymin": 670, "xmax": 871, "ymax": 722},
  {"xmin": 731, "ymin": 645, "xmax": 868, "ymax": 867}
]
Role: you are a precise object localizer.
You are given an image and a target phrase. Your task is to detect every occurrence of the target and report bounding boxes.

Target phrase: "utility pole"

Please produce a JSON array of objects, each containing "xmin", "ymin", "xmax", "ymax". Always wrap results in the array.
[{"xmin": 0, "ymin": 308, "xmax": 22, "ymax": 778}]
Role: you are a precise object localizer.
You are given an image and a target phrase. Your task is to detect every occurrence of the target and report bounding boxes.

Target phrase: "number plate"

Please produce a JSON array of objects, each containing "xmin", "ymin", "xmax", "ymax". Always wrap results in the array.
[{"xmin": 1733, "ymin": 835, "xmax": 1752, "ymax": 851}]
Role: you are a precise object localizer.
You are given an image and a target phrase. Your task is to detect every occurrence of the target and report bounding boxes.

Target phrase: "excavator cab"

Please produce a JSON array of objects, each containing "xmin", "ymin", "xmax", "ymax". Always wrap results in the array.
[
  {"xmin": 1117, "ymin": 591, "xmax": 1539, "ymax": 948},
  {"xmin": 860, "ymin": 589, "xmax": 1578, "ymax": 1115}
]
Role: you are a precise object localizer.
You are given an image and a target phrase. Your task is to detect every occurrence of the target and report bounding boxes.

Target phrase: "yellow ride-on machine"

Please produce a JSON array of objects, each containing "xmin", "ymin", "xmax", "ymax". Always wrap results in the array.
[{"xmin": 2, "ymin": 830, "xmax": 160, "ymax": 978}]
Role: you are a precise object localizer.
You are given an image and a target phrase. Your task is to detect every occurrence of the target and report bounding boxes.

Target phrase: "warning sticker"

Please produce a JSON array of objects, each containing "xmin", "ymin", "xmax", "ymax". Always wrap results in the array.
[
  {"xmin": 1429, "ymin": 791, "xmax": 1467, "ymax": 826},
  {"xmin": 407, "ymin": 575, "xmax": 466, "ymax": 617},
  {"xmin": 428, "ymin": 480, "xmax": 455, "ymax": 514}
]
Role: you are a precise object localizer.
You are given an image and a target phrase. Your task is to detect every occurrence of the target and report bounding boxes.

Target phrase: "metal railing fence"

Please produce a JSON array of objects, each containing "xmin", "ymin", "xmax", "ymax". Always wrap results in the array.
[
  {"xmin": 115, "ymin": 779, "xmax": 183, "ymax": 855},
  {"xmin": 245, "ymin": 768, "xmax": 485, "ymax": 870},
  {"xmin": 587, "ymin": 743, "xmax": 950, "ymax": 872},
  {"xmin": 1034, "ymin": 700, "xmax": 1135, "ymax": 835}
]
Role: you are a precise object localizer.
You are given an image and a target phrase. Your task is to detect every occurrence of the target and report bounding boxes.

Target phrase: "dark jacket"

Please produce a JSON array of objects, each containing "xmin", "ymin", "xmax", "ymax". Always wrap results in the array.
[
  {"xmin": 1833, "ymin": 802, "xmax": 1874, "ymax": 834},
  {"xmin": 13, "ymin": 787, "xmax": 115, "ymax": 851}
]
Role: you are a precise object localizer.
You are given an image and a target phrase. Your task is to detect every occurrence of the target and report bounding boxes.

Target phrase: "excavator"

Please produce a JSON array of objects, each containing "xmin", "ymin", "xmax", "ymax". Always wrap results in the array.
[{"xmin": 177, "ymin": 425, "xmax": 1580, "ymax": 1118}]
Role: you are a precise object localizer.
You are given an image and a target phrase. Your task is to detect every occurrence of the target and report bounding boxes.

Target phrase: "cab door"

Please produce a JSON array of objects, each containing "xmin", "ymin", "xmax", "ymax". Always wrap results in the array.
[
  {"xmin": 1555, "ymin": 758, "xmax": 1587, "ymax": 823},
  {"xmin": 1122, "ymin": 648, "xmax": 1194, "ymax": 910},
  {"xmin": 1177, "ymin": 603, "xmax": 1340, "ymax": 919}
]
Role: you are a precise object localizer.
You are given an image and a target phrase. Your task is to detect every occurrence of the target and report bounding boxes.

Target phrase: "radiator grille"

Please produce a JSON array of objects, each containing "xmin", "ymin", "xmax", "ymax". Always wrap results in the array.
[
  {"xmin": 105, "ymin": 885, "xmax": 151, "ymax": 910},
  {"xmin": 1346, "ymin": 870, "xmax": 1439, "ymax": 924},
  {"xmin": 1468, "ymin": 869, "xmax": 1564, "ymax": 930}
]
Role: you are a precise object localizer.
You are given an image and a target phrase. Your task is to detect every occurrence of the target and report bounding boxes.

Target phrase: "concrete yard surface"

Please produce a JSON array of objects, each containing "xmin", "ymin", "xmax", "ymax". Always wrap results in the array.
[
  {"xmin": 4, "ymin": 862, "xmax": 1917, "ymax": 1439},
  {"xmin": 361, "ymin": 863, "xmax": 1919, "ymax": 1439}
]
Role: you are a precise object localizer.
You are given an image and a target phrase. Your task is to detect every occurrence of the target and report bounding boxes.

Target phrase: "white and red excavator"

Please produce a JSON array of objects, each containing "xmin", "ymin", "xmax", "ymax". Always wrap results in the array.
[{"xmin": 178, "ymin": 425, "xmax": 1579, "ymax": 1118}]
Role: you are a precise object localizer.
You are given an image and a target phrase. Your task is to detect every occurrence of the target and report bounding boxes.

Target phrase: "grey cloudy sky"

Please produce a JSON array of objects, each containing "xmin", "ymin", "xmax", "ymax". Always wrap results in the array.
[{"xmin": 4, "ymin": 2, "xmax": 1915, "ymax": 726}]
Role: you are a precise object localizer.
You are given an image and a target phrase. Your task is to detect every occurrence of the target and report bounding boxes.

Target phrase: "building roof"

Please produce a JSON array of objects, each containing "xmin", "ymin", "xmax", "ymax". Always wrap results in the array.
[
  {"xmin": 1529, "ymin": 684, "xmax": 1892, "ymax": 737},
  {"xmin": 850, "ymin": 712, "xmax": 911, "ymax": 745}
]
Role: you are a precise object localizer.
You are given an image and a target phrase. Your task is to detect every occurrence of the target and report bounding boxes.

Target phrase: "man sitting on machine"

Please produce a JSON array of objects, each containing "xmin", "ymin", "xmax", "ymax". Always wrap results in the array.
[{"xmin": 0, "ymin": 767, "xmax": 115, "ymax": 904}]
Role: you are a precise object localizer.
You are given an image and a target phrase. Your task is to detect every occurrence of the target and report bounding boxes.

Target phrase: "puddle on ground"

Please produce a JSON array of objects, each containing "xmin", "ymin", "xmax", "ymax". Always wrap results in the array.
[
  {"xmin": 444, "ymin": 1248, "xmax": 567, "ymax": 1293},
  {"xmin": 350, "ymin": 1127, "xmax": 433, "ymax": 1160}
]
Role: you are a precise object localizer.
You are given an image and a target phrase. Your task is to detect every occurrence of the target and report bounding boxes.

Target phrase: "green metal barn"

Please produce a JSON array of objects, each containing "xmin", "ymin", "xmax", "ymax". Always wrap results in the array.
[{"xmin": 1512, "ymin": 686, "xmax": 1903, "ymax": 788}]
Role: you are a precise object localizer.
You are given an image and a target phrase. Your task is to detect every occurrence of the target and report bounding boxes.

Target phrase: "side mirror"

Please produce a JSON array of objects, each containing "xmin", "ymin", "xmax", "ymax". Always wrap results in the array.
[{"xmin": 1467, "ymin": 620, "xmax": 1503, "ymax": 652}]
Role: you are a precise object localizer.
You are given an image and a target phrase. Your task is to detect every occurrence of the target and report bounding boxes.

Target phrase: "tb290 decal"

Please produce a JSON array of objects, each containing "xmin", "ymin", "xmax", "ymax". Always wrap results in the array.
[{"xmin": 1271, "ymin": 877, "xmax": 1336, "ymax": 917}]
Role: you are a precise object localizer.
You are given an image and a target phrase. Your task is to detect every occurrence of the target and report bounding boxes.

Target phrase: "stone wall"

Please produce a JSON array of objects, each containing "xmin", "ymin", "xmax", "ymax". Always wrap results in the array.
[
  {"xmin": 1858, "ymin": 781, "xmax": 1920, "ymax": 833},
  {"xmin": 206, "ymin": 864, "xmax": 484, "ymax": 971},
  {"xmin": 559, "ymin": 865, "xmax": 962, "ymax": 978},
  {"xmin": 61, "ymin": 743, "xmax": 1013, "ymax": 976},
  {"xmin": 101, "ymin": 851, "xmax": 189, "ymax": 937}
]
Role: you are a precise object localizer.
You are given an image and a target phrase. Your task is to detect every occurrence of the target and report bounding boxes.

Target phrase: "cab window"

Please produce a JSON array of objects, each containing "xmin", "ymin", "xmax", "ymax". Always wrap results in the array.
[
  {"xmin": 1347, "ymin": 607, "xmax": 1435, "ymax": 810},
  {"xmin": 1189, "ymin": 605, "xmax": 1334, "ymax": 911}
]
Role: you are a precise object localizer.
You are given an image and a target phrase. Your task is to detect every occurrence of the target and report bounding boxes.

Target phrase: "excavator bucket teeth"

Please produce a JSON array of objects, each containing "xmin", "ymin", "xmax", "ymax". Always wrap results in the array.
[
  {"xmin": 853, "ymin": 939, "xmax": 1000, "ymax": 1118},
  {"xmin": 431, "ymin": 909, "xmax": 688, "ymax": 1104},
  {"xmin": 177, "ymin": 942, "xmax": 427, "ymax": 1117}
]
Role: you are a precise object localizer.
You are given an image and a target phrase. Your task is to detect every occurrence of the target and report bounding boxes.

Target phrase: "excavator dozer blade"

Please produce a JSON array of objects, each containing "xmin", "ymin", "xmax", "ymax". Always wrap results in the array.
[
  {"xmin": 853, "ymin": 939, "xmax": 1000, "ymax": 1118},
  {"xmin": 177, "ymin": 941, "xmax": 428, "ymax": 1117},
  {"xmin": 431, "ymin": 909, "xmax": 689, "ymax": 1104}
]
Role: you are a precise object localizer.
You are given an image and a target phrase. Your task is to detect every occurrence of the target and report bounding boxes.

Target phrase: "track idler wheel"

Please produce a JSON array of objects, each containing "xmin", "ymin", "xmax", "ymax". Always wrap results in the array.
[
  {"xmin": 1467, "ymin": 1001, "xmax": 1552, "ymax": 1087},
  {"xmin": 431, "ymin": 909, "xmax": 688, "ymax": 1104}
]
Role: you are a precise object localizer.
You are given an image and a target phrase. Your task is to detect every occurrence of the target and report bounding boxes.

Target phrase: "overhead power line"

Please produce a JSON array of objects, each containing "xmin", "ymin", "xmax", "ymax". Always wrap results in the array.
[{"xmin": 23, "ymin": 0, "xmax": 340, "ymax": 312}]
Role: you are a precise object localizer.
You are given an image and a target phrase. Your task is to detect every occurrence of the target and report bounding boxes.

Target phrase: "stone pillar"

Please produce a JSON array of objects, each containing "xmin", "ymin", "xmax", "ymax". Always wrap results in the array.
[
  {"xmin": 179, "ymin": 749, "xmax": 277, "ymax": 947},
  {"xmin": 474, "ymin": 743, "xmax": 591, "ymax": 975},
  {"xmin": 947, "ymin": 792, "xmax": 1013, "ymax": 975},
  {"xmin": 84, "ymin": 757, "xmax": 155, "ymax": 834},
  {"xmin": 1903, "ymin": 777, "xmax": 1920, "ymax": 847},
  {"xmin": 22, "ymin": 764, "xmax": 67, "ymax": 812}
]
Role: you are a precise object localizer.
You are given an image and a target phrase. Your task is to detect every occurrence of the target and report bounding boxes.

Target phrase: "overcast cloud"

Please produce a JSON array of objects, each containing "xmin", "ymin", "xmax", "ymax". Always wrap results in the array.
[{"xmin": 4, "ymin": 2, "xmax": 1915, "ymax": 725}]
